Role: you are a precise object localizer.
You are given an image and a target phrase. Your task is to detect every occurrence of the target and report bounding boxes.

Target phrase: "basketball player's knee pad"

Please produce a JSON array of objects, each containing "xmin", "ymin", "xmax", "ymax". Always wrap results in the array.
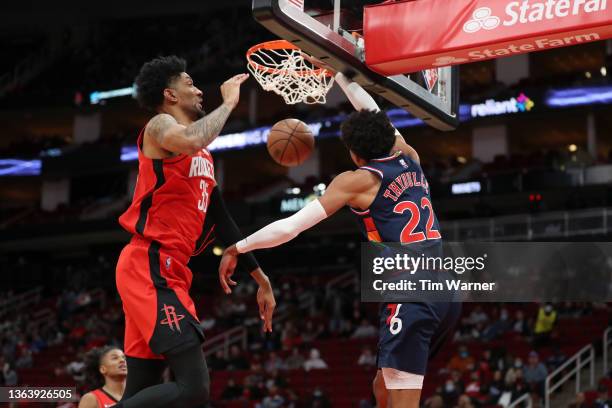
[{"xmin": 381, "ymin": 367, "xmax": 424, "ymax": 390}]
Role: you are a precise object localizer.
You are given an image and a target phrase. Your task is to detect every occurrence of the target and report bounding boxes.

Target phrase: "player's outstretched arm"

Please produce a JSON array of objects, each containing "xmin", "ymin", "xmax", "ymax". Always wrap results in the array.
[
  {"xmin": 146, "ymin": 73, "xmax": 249, "ymax": 155},
  {"xmin": 206, "ymin": 187, "xmax": 276, "ymax": 331},
  {"xmin": 219, "ymin": 172, "xmax": 364, "ymax": 283}
]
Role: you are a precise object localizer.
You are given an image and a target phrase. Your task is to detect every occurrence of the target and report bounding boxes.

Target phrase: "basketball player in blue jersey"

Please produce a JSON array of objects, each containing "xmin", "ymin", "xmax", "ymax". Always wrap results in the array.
[{"xmin": 219, "ymin": 73, "xmax": 461, "ymax": 408}]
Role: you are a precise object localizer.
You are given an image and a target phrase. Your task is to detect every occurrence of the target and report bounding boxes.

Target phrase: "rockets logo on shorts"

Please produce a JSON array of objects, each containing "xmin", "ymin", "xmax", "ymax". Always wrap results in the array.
[{"xmin": 160, "ymin": 304, "xmax": 185, "ymax": 332}]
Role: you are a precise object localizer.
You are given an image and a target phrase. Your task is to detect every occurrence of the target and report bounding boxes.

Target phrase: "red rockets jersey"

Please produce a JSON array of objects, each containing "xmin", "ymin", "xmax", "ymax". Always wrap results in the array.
[
  {"xmin": 90, "ymin": 388, "xmax": 118, "ymax": 407},
  {"xmin": 119, "ymin": 129, "xmax": 216, "ymax": 264}
]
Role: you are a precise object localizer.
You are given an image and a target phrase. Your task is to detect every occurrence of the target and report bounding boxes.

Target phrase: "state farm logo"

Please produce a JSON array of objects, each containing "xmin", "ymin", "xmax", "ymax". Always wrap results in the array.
[
  {"xmin": 463, "ymin": 0, "xmax": 608, "ymax": 34},
  {"xmin": 463, "ymin": 8, "xmax": 500, "ymax": 33},
  {"xmin": 433, "ymin": 56, "xmax": 469, "ymax": 66}
]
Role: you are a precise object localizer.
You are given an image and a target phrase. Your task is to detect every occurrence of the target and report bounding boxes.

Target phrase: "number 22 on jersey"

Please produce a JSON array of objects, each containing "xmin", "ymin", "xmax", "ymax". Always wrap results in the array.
[{"xmin": 393, "ymin": 197, "xmax": 441, "ymax": 244}]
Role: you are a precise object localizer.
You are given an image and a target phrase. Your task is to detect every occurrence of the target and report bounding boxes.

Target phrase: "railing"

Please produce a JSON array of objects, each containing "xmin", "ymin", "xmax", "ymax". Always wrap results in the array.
[
  {"xmin": 604, "ymin": 327, "xmax": 612, "ymax": 376},
  {"xmin": 508, "ymin": 392, "xmax": 532, "ymax": 408},
  {"xmin": 544, "ymin": 345, "xmax": 595, "ymax": 408},
  {"xmin": 443, "ymin": 207, "xmax": 611, "ymax": 241},
  {"xmin": 203, "ymin": 326, "xmax": 248, "ymax": 358},
  {"xmin": 0, "ymin": 287, "xmax": 43, "ymax": 319}
]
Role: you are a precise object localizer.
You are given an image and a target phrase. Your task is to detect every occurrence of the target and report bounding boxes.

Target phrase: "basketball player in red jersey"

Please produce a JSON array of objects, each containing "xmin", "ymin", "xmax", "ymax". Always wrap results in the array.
[
  {"xmin": 79, "ymin": 346, "xmax": 126, "ymax": 408},
  {"xmin": 114, "ymin": 56, "xmax": 275, "ymax": 408}
]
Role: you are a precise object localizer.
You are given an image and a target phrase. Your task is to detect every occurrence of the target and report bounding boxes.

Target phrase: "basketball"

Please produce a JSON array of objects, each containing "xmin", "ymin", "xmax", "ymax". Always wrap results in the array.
[{"xmin": 266, "ymin": 118, "xmax": 314, "ymax": 167}]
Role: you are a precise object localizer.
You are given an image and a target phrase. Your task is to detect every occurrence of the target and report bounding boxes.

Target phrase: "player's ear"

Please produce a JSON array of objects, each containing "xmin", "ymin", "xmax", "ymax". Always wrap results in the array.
[{"xmin": 163, "ymin": 88, "xmax": 178, "ymax": 104}]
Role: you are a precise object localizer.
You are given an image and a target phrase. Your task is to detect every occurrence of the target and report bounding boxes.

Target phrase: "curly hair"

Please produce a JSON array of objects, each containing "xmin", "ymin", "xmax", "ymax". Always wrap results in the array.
[
  {"xmin": 134, "ymin": 56, "xmax": 187, "ymax": 111},
  {"xmin": 340, "ymin": 110, "xmax": 396, "ymax": 161},
  {"xmin": 84, "ymin": 346, "xmax": 118, "ymax": 389}
]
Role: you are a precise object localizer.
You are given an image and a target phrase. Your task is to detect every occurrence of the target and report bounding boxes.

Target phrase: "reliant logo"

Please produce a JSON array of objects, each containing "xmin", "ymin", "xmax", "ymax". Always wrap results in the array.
[
  {"xmin": 463, "ymin": 0, "xmax": 607, "ymax": 34},
  {"xmin": 471, "ymin": 93, "xmax": 535, "ymax": 117}
]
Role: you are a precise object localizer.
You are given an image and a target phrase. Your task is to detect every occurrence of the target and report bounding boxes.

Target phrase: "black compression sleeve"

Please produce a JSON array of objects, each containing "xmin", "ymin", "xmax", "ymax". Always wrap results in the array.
[{"xmin": 207, "ymin": 187, "xmax": 260, "ymax": 275}]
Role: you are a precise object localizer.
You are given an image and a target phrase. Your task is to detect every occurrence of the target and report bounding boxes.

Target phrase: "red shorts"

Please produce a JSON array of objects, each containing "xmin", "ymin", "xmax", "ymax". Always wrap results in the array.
[{"xmin": 115, "ymin": 238, "xmax": 204, "ymax": 359}]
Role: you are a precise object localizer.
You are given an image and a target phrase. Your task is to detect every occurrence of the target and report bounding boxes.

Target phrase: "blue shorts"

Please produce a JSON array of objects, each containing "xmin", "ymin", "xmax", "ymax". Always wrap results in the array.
[{"xmin": 377, "ymin": 302, "xmax": 461, "ymax": 375}]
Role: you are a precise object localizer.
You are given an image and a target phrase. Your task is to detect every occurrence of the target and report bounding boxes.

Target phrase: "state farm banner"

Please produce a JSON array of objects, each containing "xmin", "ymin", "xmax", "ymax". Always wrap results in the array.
[{"xmin": 364, "ymin": 0, "xmax": 612, "ymax": 75}]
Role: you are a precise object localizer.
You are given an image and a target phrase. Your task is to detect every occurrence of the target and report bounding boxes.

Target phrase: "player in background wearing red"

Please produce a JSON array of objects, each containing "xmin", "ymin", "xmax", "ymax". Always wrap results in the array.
[
  {"xmin": 114, "ymin": 56, "xmax": 275, "ymax": 408},
  {"xmin": 219, "ymin": 70, "xmax": 460, "ymax": 408},
  {"xmin": 79, "ymin": 347, "xmax": 126, "ymax": 408}
]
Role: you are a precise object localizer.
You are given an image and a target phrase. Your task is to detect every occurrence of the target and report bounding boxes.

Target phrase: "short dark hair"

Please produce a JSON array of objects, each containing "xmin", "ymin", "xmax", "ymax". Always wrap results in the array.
[
  {"xmin": 84, "ymin": 345, "xmax": 118, "ymax": 388},
  {"xmin": 134, "ymin": 56, "xmax": 187, "ymax": 111},
  {"xmin": 340, "ymin": 110, "xmax": 396, "ymax": 161}
]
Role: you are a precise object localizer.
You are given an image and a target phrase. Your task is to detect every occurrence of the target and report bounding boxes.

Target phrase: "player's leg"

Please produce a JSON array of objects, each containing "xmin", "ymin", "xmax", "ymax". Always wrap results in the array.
[
  {"xmin": 120, "ymin": 312, "xmax": 166, "ymax": 400},
  {"xmin": 116, "ymin": 344, "xmax": 209, "ymax": 408},
  {"xmin": 383, "ymin": 367, "xmax": 423, "ymax": 408},
  {"xmin": 373, "ymin": 369, "xmax": 388, "ymax": 408},
  {"xmin": 377, "ymin": 303, "xmax": 436, "ymax": 408},
  {"xmin": 115, "ymin": 242, "xmax": 209, "ymax": 407},
  {"xmin": 121, "ymin": 357, "xmax": 166, "ymax": 400}
]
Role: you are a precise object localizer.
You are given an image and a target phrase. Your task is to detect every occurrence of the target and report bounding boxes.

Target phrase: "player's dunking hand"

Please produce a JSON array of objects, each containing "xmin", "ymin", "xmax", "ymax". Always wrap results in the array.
[
  {"xmin": 220, "ymin": 246, "xmax": 276, "ymax": 332},
  {"xmin": 220, "ymin": 73, "xmax": 249, "ymax": 109}
]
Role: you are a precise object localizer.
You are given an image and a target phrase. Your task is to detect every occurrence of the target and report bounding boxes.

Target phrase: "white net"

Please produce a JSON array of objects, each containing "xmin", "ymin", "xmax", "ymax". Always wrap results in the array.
[{"xmin": 247, "ymin": 43, "xmax": 334, "ymax": 105}]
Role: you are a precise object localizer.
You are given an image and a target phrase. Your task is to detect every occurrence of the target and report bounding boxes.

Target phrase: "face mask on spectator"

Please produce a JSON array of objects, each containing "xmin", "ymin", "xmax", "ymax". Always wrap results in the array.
[{"xmin": 514, "ymin": 359, "xmax": 523, "ymax": 368}]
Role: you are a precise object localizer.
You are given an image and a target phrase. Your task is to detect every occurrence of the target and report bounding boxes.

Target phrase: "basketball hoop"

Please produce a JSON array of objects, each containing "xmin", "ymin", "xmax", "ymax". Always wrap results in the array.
[{"xmin": 246, "ymin": 40, "xmax": 334, "ymax": 105}]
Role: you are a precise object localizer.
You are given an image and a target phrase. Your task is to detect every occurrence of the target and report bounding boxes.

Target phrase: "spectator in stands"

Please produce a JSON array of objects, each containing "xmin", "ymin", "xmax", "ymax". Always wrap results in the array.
[
  {"xmin": 66, "ymin": 352, "xmax": 86, "ymax": 382},
  {"xmin": 207, "ymin": 349, "xmax": 227, "ymax": 370},
  {"xmin": 523, "ymin": 351, "xmax": 547, "ymax": 396},
  {"xmin": 448, "ymin": 346, "xmax": 475, "ymax": 374},
  {"xmin": 512, "ymin": 310, "xmax": 531, "ymax": 336},
  {"xmin": 306, "ymin": 387, "xmax": 331, "ymax": 408},
  {"xmin": 546, "ymin": 346, "xmax": 567, "ymax": 370},
  {"xmin": 281, "ymin": 321, "xmax": 303, "ymax": 350},
  {"xmin": 593, "ymin": 383, "xmax": 612, "ymax": 408},
  {"xmin": 264, "ymin": 351, "xmax": 284, "ymax": 374},
  {"xmin": 357, "ymin": 347, "xmax": 376, "ymax": 367},
  {"xmin": 265, "ymin": 369, "xmax": 288, "ymax": 390},
  {"xmin": 226, "ymin": 345, "xmax": 250, "ymax": 370},
  {"xmin": 261, "ymin": 385, "xmax": 285, "ymax": 408},
  {"xmin": 220, "ymin": 378, "xmax": 243, "ymax": 400},
  {"xmin": 424, "ymin": 394, "xmax": 444, "ymax": 408},
  {"xmin": 482, "ymin": 307, "xmax": 511, "ymax": 340},
  {"xmin": 466, "ymin": 306, "xmax": 489, "ymax": 326},
  {"xmin": 304, "ymin": 348, "xmax": 328, "ymax": 371},
  {"xmin": 15, "ymin": 349, "xmax": 33, "ymax": 368},
  {"xmin": 284, "ymin": 347, "xmax": 305, "ymax": 370},
  {"xmin": 534, "ymin": 303, "xmax": 557, "ymax": 348},
  {"xmin": 455, "ymin": 394, "xmax": 475, "ymax": 408},
  {"xmin": 3, "ymin": 363, "xmax": 17, "ymax": 386},
  {"xmin": 301, "ymin": 320, "xmax": 319, "ymax": 345},
  {"xmin": 351, "ymin": 318, "xmax": 377, "ymax": 339},
  {"xmin": 441, "ymin": 375, "xmax": 462, "ymax": 405},
  {"xmin": 464, "ymin": 371, "xmax": 482, "ymax": 401},
  {"xmin": 568, "ymin": 392, "xmax": 588, "ymax": 408},
  {"xmin": 487, "ymin": 370, "xmax": 505, "ymax": 403}
]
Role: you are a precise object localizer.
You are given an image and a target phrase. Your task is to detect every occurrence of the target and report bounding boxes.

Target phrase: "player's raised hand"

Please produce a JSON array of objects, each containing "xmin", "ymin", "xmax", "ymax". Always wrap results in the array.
[
  {"xmin": 220, "ymin": 73, "xmax": 249, "ymax": 109},
  {"xmin": 219, "ymin": 248, "xmax": 238, "ymax": 294}
]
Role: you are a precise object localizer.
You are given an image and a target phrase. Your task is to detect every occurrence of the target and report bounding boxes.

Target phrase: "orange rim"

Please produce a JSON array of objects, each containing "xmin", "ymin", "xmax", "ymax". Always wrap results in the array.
[{"xmin": 246, "ymin": 40, "xmax": 332, "ymax": 77}]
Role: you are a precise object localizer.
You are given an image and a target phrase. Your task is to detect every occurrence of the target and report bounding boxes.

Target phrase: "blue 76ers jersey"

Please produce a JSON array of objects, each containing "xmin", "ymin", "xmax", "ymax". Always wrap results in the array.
[{"xmin": 350, "ymin": 151, "xmax": 442, "ymax": 246}]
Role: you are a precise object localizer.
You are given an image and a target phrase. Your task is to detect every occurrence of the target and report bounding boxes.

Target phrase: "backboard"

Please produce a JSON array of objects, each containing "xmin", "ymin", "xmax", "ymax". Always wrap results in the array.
[{"xmin": 252, "ymin": 0, "xmax": 460, "ymax": 131}]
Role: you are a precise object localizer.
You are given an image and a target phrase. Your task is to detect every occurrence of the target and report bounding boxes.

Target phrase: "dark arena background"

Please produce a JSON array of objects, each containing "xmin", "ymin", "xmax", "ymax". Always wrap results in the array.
[{"xmin": 1, "ymin": 1, "xmax": 611, "ymax": 407}]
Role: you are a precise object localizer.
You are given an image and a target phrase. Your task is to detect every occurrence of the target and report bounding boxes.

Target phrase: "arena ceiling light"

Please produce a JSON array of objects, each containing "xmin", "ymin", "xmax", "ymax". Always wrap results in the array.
[{"xmin": 90, "ymin": 85, "xmax": 136, "ymax": 105}]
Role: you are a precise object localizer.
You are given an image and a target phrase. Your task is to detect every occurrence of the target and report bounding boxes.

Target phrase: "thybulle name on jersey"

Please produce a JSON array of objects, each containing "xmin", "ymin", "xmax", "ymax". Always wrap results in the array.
[
  {"xmin": 189, "ymin": 153, "xmax": 215, "ymax": 180},
  {"xmin": 382, "ymin": 171, "xmax": 430, "ymax": 202}
]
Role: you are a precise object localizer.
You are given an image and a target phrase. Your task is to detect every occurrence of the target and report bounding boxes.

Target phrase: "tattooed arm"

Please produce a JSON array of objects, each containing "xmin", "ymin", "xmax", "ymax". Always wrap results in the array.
[{"xmin": 145, "ymin": 73, "xmax": 249, "ymax": 155}]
